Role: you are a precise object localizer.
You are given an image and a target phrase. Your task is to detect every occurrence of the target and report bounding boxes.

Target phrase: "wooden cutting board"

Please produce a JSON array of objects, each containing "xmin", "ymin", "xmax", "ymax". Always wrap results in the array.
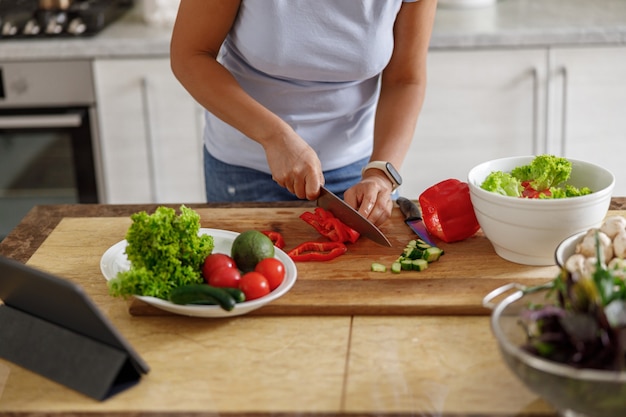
[{"xmin": 29, "ymin": 207, "xmax": 625, "ymax": 316}]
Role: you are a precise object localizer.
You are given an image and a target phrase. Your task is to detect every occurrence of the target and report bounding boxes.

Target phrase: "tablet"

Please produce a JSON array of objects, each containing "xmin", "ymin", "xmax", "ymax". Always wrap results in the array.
[{"xmin": 0, "ymin": 256, "xmax": 149, "ymax": 375}]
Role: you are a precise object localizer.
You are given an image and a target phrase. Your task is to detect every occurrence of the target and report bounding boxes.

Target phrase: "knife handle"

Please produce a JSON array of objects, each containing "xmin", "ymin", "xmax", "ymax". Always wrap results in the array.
[{"xmin": 397, "ymin": 197, "xmax": 422, "ymax": 221}]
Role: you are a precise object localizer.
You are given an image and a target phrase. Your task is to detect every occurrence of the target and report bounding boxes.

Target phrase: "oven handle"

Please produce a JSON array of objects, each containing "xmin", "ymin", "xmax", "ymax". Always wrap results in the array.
[{"xmin": 0, "ymin": 113, "xmax": 82, "ymax": 129}]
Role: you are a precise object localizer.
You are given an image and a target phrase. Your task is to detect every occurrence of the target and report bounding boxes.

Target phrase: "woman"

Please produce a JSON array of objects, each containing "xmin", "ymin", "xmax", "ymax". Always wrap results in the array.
[{"xmin": 170, "ymin": 0, "xmax": 437, "ymax": 226}]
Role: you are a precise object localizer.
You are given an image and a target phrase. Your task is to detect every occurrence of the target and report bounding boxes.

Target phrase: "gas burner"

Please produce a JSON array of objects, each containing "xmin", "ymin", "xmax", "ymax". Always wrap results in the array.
[{"xmin": 0, "ymin": 0, "xmax": 134, "ymax": 38}]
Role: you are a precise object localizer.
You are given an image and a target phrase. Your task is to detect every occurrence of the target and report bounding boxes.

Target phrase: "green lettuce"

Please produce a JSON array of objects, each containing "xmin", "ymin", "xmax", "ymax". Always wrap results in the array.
[
  {"xmin": 510, "ymin": 154, "xmax": 572, "ymax": 191},
  {"xmin": 108, "ymin": 205, "xmax": 214, "ymax": 300},
  {"xmin": 481, "ymin": 155, "xmax": 592, "ymax": 199},
  {"xmin": 480, "ymin": 171, "xmax": 523, "ymax": 197}
]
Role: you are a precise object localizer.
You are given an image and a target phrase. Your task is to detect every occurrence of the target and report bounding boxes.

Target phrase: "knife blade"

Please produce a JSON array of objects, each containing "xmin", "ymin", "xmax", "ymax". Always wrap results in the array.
[
  {"xmin": 317, "ymin": 186, "xmax": 392, "ymax": 247},
  {"xmin": 396, "ymin": 197, "xmax": 437, "ymax": 247}
]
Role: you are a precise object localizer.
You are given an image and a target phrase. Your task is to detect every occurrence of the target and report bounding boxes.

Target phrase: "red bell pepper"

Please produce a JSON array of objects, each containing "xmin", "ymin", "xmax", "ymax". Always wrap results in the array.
[
  {"xmin": 299, "ymin": 207, "xmax": 360, "ymax": 244},
  {"xmin": 418, "ymin": 178, "xmax": 480, "ymax": 243},
  {"xmin": 521, "ymin": 180, "xmax": 552, "ymax": 198},
  {"xmin": 261, "ymin": 230, "xmax": 285, "ymax": 249},
  {"xmin": 287, "ymin": 241, "xmax": 348, "ymax": 262}
]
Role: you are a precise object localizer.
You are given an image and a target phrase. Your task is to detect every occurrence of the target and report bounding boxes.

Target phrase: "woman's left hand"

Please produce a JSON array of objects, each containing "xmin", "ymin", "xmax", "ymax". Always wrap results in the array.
[{"xmin": 343, "ymin": 175, "xmax": 394, "ymax": 227}]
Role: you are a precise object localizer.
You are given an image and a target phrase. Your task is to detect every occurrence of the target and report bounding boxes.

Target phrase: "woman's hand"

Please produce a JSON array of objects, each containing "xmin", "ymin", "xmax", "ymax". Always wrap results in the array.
[
  {"xmin": 263, "ymin": 130, "xmax": 324, "ymax": 201},
  {"xmin": 343, "ymin": 173, "xmax": 394, "ymax": 226}
]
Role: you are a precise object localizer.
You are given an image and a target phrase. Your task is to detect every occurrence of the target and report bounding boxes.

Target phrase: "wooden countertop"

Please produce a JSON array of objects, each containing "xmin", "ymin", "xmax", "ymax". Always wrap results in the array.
[{"xmin": 1, "ymin": 199, "xmax": 624, "ymax": 417}]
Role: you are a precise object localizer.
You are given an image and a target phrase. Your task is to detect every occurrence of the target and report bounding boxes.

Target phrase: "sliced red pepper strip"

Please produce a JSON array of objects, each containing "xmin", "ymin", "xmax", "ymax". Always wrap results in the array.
[
  {"xmin": 299, "ymin": 207, "xmax": 360, "ymax": 244},
  {"xmin": 261, "ymin": 230, "xmax": 285, "ymax": 249},
  {"xmin": 287, "ymin": 241, "xmax": 347, "ymax": 262}
]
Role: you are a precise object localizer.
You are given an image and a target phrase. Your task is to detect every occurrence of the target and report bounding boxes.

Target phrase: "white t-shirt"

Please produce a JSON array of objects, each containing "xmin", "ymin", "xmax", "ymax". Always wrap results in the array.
[{"xmin": 205, "ymin": 0, "xmax": 417, "ymax": 173}]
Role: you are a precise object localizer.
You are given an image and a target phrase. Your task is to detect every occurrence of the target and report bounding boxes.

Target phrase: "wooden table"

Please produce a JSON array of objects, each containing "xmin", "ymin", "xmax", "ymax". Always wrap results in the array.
[{"xmin": 1, "ymin": 199, "xmax": 624, "ymax": 416}]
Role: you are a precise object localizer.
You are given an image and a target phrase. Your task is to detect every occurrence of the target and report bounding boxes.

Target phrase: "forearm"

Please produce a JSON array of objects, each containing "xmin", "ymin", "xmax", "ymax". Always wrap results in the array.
[
  {"xmin": 170, "ymin": 47, "xmax": 292, "ymax": 149},
  {"xmin": 371, "ymin": 78, "xmax": 426, "ymax": 169},
  {"xmin": 170, "ymin": 47, "xmax": 323, "ymax": 199},
  {"xmin": 369, "ymin": 0, "xmax": 437, "ymax": 171}
]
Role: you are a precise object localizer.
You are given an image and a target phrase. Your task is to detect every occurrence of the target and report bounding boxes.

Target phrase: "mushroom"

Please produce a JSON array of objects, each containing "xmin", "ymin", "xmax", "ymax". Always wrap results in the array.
[
  {"xmin": 564, "ymin": 253, "xmax": 587, "ymax": 275},
  {"xmin": 608, "ymin": 257, "xmax": 626, "ymax": 280},
  {"xmin": 613, "ymin": 229, "xmax": 626, "ymax": 259},
  {"xmin": 583, "ymin": 256, "xmax": 600, "ymax": 276},
  {"xmin": 600, "ymin": 215, "xmax": 626, "ymax": 240},
  {"xmin": 576, "ymin": 229, "xmax": 613, "ymax": 262}
]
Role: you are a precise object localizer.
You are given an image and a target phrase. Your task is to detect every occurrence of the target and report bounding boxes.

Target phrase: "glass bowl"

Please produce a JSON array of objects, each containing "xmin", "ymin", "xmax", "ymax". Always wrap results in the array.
[{"xmin": 483, "ymin": 284, "xmax": 626, "ymax": 417}]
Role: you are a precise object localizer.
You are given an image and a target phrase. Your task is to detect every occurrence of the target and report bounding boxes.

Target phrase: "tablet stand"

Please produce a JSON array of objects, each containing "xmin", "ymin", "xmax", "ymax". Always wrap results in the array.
[{"xmin": 0, "ymin": 304, "xmax": 142, "ymax": 400}]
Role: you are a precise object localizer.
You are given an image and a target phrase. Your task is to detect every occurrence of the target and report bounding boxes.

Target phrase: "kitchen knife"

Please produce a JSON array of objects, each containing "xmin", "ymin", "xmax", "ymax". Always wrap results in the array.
[
  {"xmin": 396, "ymin": 197, "xmax": 437, "ymax": 247},
  {"xmin": 317, "ymin": 186, "xmax": 392, "ymax": 247}
]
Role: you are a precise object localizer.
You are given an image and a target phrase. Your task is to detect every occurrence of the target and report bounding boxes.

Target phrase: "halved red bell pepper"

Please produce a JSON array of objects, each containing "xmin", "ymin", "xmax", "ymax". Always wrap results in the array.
[
  {"xmin": 418, "ymin": 178, "xmax": 480, "ymax": 243},
  {"xmin": 261, "ymin": 230, "xmax": 285, "ymax": 249},
  {"xmin": 287, "ymin": 241, "xmax": 348, "ymax": 262},
  {"xmin": 299, "ymin": 207, "xmax": 360, "ymax": 244}
]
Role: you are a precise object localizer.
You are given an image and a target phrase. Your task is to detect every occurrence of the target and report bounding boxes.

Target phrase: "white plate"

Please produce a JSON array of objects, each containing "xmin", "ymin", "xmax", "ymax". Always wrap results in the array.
[{"xmin": 100, "ymin": 228, "xmax": 297, "ymax": 318}]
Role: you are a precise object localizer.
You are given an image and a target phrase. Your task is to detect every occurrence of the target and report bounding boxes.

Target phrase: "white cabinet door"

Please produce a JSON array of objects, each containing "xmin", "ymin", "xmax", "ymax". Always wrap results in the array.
[
  {"xmin": 547, "ymin": 46, "xmax": 626, "ymax": 196},
  {"xmin": 399, "ymin": 48, "xmax": 548, "ymax": 198},
  {"xmin": 93, "ymin": 58, "xmax": 206, "ymax": 204}
]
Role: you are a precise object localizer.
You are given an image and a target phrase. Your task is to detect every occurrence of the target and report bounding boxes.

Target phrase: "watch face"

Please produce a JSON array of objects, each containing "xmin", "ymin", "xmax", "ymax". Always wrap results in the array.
[{"xmin": 385, "ymin": 162, "xmax": 403, "ymax": 185}]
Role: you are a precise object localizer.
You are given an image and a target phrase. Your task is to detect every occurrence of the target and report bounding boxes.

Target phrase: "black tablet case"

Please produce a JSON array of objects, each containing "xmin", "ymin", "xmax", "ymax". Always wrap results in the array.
[{"xmin": 0, "ymin": 256, "xmax": 149, "ymax": 400}]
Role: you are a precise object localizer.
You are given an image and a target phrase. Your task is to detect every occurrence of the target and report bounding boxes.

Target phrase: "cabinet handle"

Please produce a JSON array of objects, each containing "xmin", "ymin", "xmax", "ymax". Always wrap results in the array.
[
  {"xmin": 0, "ymin": 113, "xmax": 82, "ymax": 128},
  {"xmin": 140, "ymin": 76, "xmax": 159, "ymax": 203},
  {"xmin": 194, "ymin": 104, "xmax": 206, "ymax": 196},
  {"xmin": 558, "ymin": 66, "xmax": 569, "ymax": 155},
  {"xmin": 531, "ymin": 67, "xmax": 539, "ymax": 155}
]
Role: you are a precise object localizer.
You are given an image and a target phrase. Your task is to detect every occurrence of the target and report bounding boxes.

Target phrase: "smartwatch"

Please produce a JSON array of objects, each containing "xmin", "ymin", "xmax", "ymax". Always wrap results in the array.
[{"xmin": 361, "ymin": 161, "xmax": 403, "ymax": 191}]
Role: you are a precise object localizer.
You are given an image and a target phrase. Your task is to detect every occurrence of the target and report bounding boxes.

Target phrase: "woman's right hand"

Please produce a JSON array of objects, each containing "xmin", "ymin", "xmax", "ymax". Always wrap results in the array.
[{"xmin": 263, "ymin": 131, "xmax": 324, "ymax": 201}]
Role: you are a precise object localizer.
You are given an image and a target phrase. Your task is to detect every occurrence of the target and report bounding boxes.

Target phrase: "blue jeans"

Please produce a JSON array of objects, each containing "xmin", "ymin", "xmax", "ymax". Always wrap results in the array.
[{"xmin": 203, "ymin": 146, "xmax": 369, "ymax": 202}]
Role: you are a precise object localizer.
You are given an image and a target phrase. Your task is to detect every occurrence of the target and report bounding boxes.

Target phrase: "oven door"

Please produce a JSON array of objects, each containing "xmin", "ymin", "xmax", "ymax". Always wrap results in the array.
[{"xmin": 0, "ymin": 107, "xmax": 98, "ymax": 240}]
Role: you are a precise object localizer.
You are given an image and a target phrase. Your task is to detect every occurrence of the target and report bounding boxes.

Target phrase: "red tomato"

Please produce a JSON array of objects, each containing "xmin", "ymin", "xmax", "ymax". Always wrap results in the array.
[
  {"xmin": 254, "ymin": 257, "xmax": 285, "ymax": 291},
  {"xmin": 208, "ymin": 265, "xmax": 241, "ymax": 288},
  {"xmin": 521, "ymin": 181, "xmax": 551, "ymax": 199},
  {"xmin": 202, "ymin": 253, "xmax": 236, "ymax": 282},
  {"xmin": 239, "ymin": 272, "xmax": 270, "ymax": 300}
]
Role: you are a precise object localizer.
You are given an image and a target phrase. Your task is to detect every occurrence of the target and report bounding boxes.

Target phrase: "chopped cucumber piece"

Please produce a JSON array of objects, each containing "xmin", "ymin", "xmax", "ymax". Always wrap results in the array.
[
  {"xmin": 421, "ymin": 247, "xmax": 444, "ymax": 262},
  {"xmin": 371, "ymin": 262, "xmax": 387, "ymax": 273},
  {"xmin": 411, "ymin": 259, "xmax": 428, "ymax": 271},
  {"xmin": 400, "ymin": 259, "xmax": 414, "ymax": 271},
  {"xmin": 386, "ymin": 237, "xmax": 445, "ymax": 274}
]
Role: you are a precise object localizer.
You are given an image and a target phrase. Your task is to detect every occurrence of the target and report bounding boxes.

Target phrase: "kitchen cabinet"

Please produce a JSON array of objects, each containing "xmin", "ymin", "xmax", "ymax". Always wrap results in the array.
[
  {"xmin": 546, "ymin": 46, "xmax": 626, "ymax": 195},
  {"xmin": 93, "ymin": 58, "xmax": 206, "ymax": 204},
  {"xmin": 400, "ymin": 48, "xmax": 548, "ymax": 198},
  {"xmin": 400, "ymin": 46, "xmax": 626, "ymax": 199},
  {"xmin": 92, "ymin": 48, "xmax": 625, "ymax": 204}
]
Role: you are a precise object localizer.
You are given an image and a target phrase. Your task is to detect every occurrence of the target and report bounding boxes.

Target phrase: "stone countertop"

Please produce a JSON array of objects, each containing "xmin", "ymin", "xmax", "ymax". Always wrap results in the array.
[
  {"xmin": 0, "ymin": 0, "xmax": 625, "ymax": 61},
  {"xmin": 433, "ymin": 0, "xmax": 626, "ymax": 49}
]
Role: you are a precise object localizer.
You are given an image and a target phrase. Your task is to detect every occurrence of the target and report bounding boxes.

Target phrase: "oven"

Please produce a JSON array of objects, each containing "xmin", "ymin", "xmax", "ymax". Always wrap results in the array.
[{"xmin": 0, "ymin": 60, "xmax": 102, "ymax": 240}]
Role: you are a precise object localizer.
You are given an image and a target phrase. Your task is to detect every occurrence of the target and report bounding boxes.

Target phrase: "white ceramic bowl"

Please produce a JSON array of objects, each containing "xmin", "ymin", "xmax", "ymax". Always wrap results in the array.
[{"xmin": 467, "ymin": 156, "xmax": 615, "ymax": 266}]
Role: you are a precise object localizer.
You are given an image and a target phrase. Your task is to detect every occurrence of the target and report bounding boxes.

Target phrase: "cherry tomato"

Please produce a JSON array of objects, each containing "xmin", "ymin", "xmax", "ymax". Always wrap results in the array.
[
  {"xmin": 208, "ymin": 265, "xmax": 241, "ymax": 288},
  {"xmin": 254, "ymin": 257, "xmax": 285, "ymax": 290},
  {"xmin": 202, "ymin": 253, "xmax": 236, "ymax": 282},
  {"xmin": 239, "ymin": 272, "xmax": 270, "ymax": 300}
]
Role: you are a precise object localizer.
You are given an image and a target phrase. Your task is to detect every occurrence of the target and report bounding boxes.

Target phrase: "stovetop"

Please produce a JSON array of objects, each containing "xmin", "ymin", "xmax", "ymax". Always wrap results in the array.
[{"xmin": 0, "ymin": 0, "xmax": 134, "ymax": 38}]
